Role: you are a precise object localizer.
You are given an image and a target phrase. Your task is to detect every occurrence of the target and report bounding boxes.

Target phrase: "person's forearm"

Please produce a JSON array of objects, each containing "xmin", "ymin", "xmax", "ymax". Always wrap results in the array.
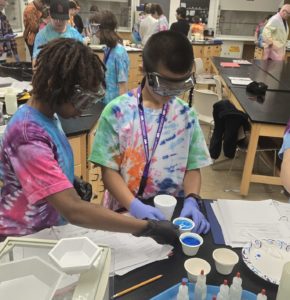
[
  {"xmin": 102, "ymin": 166, "xmax": 135, "ymax": 209},
  {"xmin": 49, "ymin": 188, "xmax": 147, "ymax": 234},
  {"xmin": 183, "ymin": 169, "xmax": 201, "ymax": 196}
]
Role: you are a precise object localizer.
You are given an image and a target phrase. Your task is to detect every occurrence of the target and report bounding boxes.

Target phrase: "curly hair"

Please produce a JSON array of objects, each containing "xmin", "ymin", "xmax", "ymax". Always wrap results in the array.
[{"xmin": 32, "ymin": 38, "xmax": 105, "ymax": 109}]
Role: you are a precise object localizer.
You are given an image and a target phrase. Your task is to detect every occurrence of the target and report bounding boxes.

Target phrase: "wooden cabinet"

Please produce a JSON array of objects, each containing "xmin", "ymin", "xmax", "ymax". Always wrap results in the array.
[
  {"xmin": 192, "ymin": 44, "xmax": 222, "ymax": 73},
  {"xmin": 6, "ymin": 36, "xmax": 27, "ymax": 62},
  {"xmin": 87, "ymin": 122, "xmax": 105, "ymax": 205},
  {"xmin": 68, "ymin": 134, "xmax": 87, "ymax": 181},
  {"xmin": 254, "ymin": 46, "xmax": 264, "ymax": 59},
  {"xmin": 128, "ymin": 52, "xmax": 143, "ymax": 90}
]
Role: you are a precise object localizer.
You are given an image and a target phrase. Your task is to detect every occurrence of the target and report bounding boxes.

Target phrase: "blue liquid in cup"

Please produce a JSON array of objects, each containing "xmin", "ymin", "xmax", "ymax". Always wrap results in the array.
[
  {"xmin": 174, "ymin": 219, "xmax": 193, "ymax": 230},
  {"xmin": 181, "ymin": 236, "xmax": 200, "ymax": 246}
]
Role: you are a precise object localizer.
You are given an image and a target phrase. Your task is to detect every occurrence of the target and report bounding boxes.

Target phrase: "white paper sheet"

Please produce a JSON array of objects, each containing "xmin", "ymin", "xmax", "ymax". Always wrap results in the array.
[{"xmin": 211, "ymin": 199, "xmax": 290, "ymax": 248}]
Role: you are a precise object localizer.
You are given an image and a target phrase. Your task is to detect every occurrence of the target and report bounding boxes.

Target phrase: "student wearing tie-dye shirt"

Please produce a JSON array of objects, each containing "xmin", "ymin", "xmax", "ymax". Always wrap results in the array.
[
  {"xmin": 0, "ymin": 38, "xmax": 179, "ymax": 245},
  {"xmin": 90, "ymin": 31, "xmax": 212, "ymax": 235},
  {"xmin": 279, "ymin": 119, "xmax": 290, "ymax": 195},
  {"xmin": 98, "ymin": 11, "xmax": 129, "ymax": 105}
]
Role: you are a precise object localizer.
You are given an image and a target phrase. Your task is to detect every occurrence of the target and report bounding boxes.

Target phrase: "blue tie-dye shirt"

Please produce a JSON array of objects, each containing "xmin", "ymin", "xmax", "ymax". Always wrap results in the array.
[
  {"xmin": 33, "ymin": 23, "xmax": 84, "ymax": 59},
  {"xmin": 103, "ymin": 44, "xmax": 129, "ymax": 105},
  {"xmin": 279, "ymin": 119, "xmax": 290, "ymax": 159},
  {"xmin": 89, "ymin": 89, "xmax": 212, "ymax": 210}
]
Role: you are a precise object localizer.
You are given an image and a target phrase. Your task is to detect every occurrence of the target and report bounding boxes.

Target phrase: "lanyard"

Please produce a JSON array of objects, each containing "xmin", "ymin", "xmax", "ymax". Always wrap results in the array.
[
  {"xmin": 136, "ymin": 86, "xmax": 169, "ymax": 197},
  {"xmin": 103, "ymin": 48, "xmax": 111, "ymax": 64}
]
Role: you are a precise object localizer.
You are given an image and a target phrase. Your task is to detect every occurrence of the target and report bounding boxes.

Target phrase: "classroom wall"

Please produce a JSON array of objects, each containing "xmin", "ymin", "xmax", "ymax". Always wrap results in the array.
[{"xmin": 219, "ymin": 0, "xmax": 281, "ymax": 12}]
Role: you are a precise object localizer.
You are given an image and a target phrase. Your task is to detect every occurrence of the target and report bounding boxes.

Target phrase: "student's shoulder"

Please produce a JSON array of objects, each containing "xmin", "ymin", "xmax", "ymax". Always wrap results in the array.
[
  {"xmin": 173, "ymin": 97, "xmax": 198, "ymax": 118},
  {"xmin": 102, "ymin": 91, "xmax": 138, "ymax": 116}
]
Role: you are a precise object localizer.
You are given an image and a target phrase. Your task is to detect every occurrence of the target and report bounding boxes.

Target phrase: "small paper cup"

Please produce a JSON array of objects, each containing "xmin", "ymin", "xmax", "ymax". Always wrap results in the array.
[
  {"xmin": 212, "ymin": 248, "xmax": 239, "ymax": 275},
  {"xmin": 184, "ymin": 258, "xmax": 211, "ymax": 282},
  {"xmin": 173, "ymin": 217, "xmax": 195, "ymax": 234},
  {"xmin": 179, "ymin": 232, "xmax": 203, "ymax": 256},
  {"xmin": 153, "ymin": 195, "xmax": 177, "ymax": 221}
]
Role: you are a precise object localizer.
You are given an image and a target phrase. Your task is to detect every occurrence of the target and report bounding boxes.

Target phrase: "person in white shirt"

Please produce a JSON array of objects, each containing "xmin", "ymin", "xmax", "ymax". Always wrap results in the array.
[
  {"xmin": 262, "ymin": 4, "xmax": 290, "ymax": 60},
  {"xmin": 139, "ymin": 11, "xmax": 158, "ymax": 46}
]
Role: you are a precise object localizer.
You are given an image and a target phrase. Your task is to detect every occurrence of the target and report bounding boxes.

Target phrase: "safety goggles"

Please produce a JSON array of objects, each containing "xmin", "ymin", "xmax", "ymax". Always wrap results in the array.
[
  {"xmin": 71, "ymin": 55, "xmax": 106, "ymax": 112},
  {"xmin": 90, "ymin": 23, "xmax": 101, "ymax": 35},
  {"xmin": 71, "ymin": 83, "xmax": 106, "ymax": 113},
  {"xmin": 147, "ymin": 72, "xmax": 195, "ymax": 97}
]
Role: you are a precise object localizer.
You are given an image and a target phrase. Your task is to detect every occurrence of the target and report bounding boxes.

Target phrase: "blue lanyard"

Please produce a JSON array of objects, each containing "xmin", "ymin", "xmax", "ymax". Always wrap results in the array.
[
  {"xmin": 103, "ymin": 48, "xmax": 112, "ymax": 64},
  {"xmin": 136, "ymin": 86, "xmax": 168, "ymax": 197}
]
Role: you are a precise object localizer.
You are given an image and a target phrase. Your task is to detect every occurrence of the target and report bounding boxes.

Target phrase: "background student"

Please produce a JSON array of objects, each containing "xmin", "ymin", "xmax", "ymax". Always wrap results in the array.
[
  {"xmin": 97, "ymin": 10, "xmax": 129, "ymax": 105},
  {"xmin": 90, "ymin": 31, "xmax": 211, "ymax": 234},
  {"xmin": 280, "ymin": 120, "xmax": 290, "ymax": 195},
  {"xmin": 0, "ymin": 38, "xmax": 178, "ymax": 245}
]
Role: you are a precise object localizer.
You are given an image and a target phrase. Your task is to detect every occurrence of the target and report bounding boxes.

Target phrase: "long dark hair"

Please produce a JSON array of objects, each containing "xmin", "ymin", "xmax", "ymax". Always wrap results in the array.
[{"xmin": 99, "ymin": 10, "xmax": 122, "ymax": 48}]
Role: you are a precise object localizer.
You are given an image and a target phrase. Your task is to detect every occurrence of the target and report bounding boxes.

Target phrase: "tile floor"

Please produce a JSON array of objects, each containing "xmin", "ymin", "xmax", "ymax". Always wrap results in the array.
[{"xmin": 199, "ymin": 124, "xmax": 288, "ymax": 203}]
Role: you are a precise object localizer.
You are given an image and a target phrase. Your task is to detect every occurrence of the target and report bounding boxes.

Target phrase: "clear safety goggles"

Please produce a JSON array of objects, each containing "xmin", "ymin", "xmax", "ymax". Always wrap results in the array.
[
  {"xmin": 71, "ymin": 55, "xmax": 106, "ymax": 112},
  {"xmin": 90, "ymin": 23, "xmax": 101, "ymax": 35},
  {"xmin": 147, "ymin": 72, "xmax": 195, "ymax": 97},
  {"xmin": 71, "ymin": 83, "xmax": 106, "ymax": 112}
]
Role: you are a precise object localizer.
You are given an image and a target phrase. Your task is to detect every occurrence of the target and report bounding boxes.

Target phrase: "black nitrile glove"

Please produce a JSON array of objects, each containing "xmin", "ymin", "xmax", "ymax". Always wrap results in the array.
[
  {"xmin": 134, "ymin": 220, "xmax": 179, "ymax": 245},
  {"xmin": 73, "ymin": 176, "xmax": 92, "ymax": 202}
]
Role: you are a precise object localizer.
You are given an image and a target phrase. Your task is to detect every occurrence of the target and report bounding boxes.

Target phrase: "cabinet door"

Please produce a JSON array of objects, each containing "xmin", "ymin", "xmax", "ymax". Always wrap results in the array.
[
  {"xmin": 68, "ymin": 134, "xmax": 87, "ymax": 181},
  {"xmin": 193, "ymin": 45, "xmax": 203, "ymax": 58}
]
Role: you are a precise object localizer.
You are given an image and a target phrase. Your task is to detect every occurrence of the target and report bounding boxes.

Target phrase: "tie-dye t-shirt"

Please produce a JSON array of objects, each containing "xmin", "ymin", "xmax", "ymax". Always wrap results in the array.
[
  {"xmin": 279, "ymin": 119, "xmax": 290, "ymax": 159},
  {"xmin": 89, "ymin": 90, "xmax": 212, "ymax": 210},
  {"xmin": 103, "ymin": 44, "xmax": 129, "ymax": 105},
  {"xmin": 0, "ymin": 104, "xmax": 74, "ymax": 237}
]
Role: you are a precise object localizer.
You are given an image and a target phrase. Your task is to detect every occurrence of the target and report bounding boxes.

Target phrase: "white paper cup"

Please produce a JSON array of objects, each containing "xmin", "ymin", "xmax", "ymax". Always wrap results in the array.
[
  {"xmin": 173, "ymin": 217, "xmax": 195, "ymax": 234},
  {"xmin": 153, "ymin": 195, "xmax": 177, "ymax": 220},
  {"xmin": 179, "ymin": 232, "xmax": 203, "ymax": 256},
  {"xmin": 212, "ymin": 248, "xmax": 239, "ymax": 275},
  {"xmin": 184, "ymin": 258, "xmax": 211, "ymax": 282}
]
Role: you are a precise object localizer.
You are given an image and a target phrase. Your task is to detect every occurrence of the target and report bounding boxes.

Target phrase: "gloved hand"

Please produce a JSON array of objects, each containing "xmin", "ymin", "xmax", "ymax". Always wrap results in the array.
[
  {"xmin": 180, "ymin": 197, "xmax": 210, "ymax": 234},
  {"xmin": 4, "ymin": 33, "xmax": 17, "ymax": 40},
  {"xmin": 14, "ymin": 54, "xmax": 20, "ymax": 62},
  {"xmin": 134, "ymin": 220, "xmax": 179, "ymax": 245},
  {"xmin": 129, "ymin": 198, "xmax": 166, "ymax": 220}
]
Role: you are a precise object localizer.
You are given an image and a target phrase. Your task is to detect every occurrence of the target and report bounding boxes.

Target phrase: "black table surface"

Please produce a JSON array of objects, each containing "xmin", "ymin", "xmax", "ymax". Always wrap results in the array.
[
  {"xmin": 59, "ymin": 102, "xmax": 105, "ymax": 136},
  {"xmin": 212, "ymin": 57, "xmax": 285, "ymax": 92},
  {"xmin": 254, "ymin": 59, "xmax": 290, "ymax": 91},
  {"xmin": 230, "ymin": 87, "xmax": 290, "ymax": 125},
  {"xmin": 112, "ymin": 200, "xmax": 278, "ymax": 300}
]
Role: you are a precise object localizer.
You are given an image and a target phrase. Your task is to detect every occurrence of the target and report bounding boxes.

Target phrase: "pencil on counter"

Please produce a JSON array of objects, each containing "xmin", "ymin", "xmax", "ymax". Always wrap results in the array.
[{"xmin": 111, "ymin": 274, "xmax": 163, "ymax": 299}]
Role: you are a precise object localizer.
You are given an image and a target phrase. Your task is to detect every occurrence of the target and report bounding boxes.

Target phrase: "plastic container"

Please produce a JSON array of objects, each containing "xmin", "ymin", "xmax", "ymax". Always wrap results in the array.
[
  {"xmin": 180, "ymin": 232, "xmax": 203, "ymax": 256},
  {"xmin": 217, "ymin": 280, "xmax": 229, "ymax": 300},
  {"xmin": 212, "ymin": 248, "xmax": 239, "ymax": 275},
  {"xmin": 4, "ymin": 87, "xmax": 17, "ymax": 115},
  {"xmin": 194, "ymin": 270, "xmax": 207, "ymax": 300},
  {"xmin": 184, "ymin": 258, "xmax": 211, "ymax": 282},
  {"xmin": 173, "ymin": 217, "xmax": 195, "ymax": 233},
  {"xmin": 257, "ymin": 289, "xmax": 267, "ymax": 300},
  {"xmin": 153, "ymin": 195, "xmax": 177, "ymax": 220},
  {"xmin": 177, "ymin": 278, "xmax": 189, "ymax": 300},
  {"xmin": 150, "ymin": 283, "xmax": 256, "ymax": 300},
  {"xmin": 229, "ymin": 272, "xmax": 242, "ymax": 300},
  {"xmin": 48, "ymin": 237, "xmax": 101, "ymax": 274}
]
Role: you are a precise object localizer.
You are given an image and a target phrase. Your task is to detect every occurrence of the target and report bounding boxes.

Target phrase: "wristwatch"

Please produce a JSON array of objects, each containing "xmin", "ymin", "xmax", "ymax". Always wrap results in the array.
[
  {"xmin": 185, "ymin": 193, "xmax": 202, "ymax": 208},
  {"xmin": 185, "ymin": 193, "xmax": 201, "ymax": 200}
]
